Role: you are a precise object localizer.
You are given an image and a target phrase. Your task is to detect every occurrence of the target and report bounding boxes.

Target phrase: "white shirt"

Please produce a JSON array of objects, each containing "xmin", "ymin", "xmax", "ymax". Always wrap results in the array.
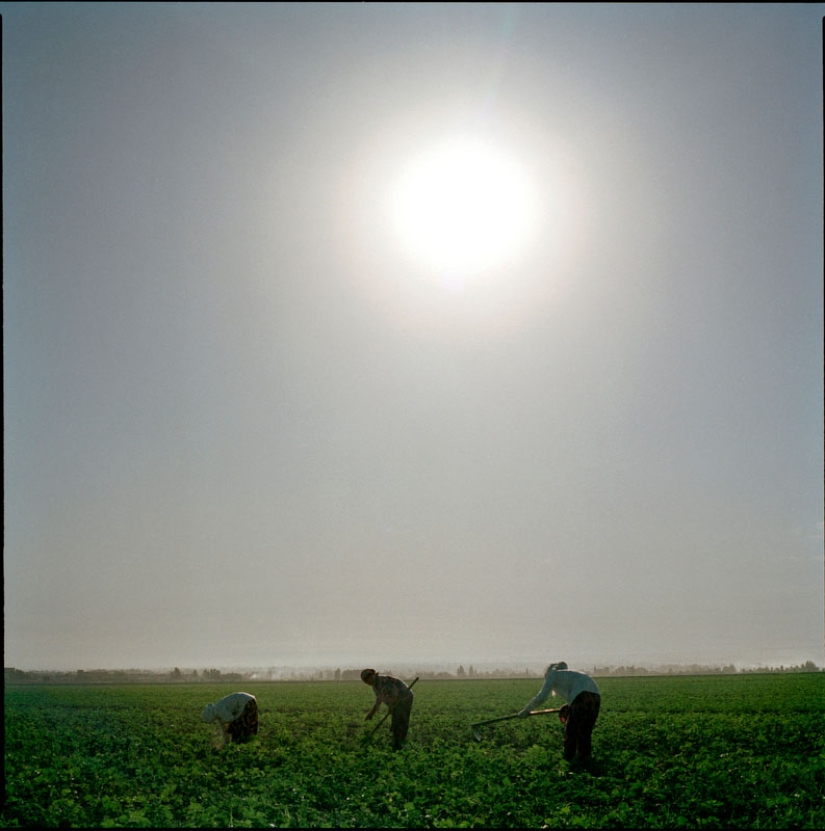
[
  {"xmin": 524, "ymin": 669, "xmax": 600, "ymax": 711},
  {"xmin": 201, "ymin": 692, "xmax": 256, "ymax": 724}
]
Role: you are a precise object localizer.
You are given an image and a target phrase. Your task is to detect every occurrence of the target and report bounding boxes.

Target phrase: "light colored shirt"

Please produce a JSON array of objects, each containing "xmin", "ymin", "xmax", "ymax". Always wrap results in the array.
[
  {"xmin": 201, "ymin": 692, "xmax": 256, "ymax": 724},
  {"xmin": 523, "ymin": 669, "xmax": 600, "ymax": 711}
]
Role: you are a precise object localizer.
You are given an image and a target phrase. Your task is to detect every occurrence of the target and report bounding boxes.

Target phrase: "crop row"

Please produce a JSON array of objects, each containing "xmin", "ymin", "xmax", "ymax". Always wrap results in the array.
[{"xmin": 3, "ymin": 673, "xmax": 824, "ymax": 827}]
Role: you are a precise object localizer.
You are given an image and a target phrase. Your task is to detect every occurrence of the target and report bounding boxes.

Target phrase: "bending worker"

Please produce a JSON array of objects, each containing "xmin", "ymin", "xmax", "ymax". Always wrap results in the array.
[
  {"xmin": 361, "ymin": 668, "xmax": 414, "ymax": 750},
  {"xmin": 518, "ymin": 661, "xmax": 600, "ymax": 762},
  {"xmin": 201, "ymin": 691, "xmax": 258, "ymax": 747}
]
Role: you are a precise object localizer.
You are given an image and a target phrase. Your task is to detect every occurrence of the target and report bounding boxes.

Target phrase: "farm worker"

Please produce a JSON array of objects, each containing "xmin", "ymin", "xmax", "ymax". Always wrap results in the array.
[
  {"xmin": 201, "ymin": 691, "xmax": 258, "ymax": 746},
  {"xmin": 361, "ymin": 668, "xmax": 414, "ymax": 750},
  {"xmin": 517, "ymin": 662, "xmax": 601, "ymax": 762}
]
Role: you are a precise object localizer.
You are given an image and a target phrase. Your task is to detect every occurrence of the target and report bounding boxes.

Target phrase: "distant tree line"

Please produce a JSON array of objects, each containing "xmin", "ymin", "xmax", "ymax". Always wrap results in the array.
[
  {"xmin": 3, "ymin": 667, "xmax": 247, "ymax": 685},
  {"xmin": 286, "ymin": 666, "xmax": 540, "ymax": 682},
  {"xmin": 5, "ymin": 660, "xmax": 821, "ymax": 686},
  {"xmin": 590, "ymin": 661, "xmax": 822, "ymax": 676},
  {"xmin": 737, "ymin": 661, "xmax": 821, "ymax": 674}
]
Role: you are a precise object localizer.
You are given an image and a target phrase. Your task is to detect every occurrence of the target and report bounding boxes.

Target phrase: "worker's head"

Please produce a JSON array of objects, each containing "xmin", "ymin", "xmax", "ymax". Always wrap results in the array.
[
  {"xmin": 545, "ymin": 661, "xmax": 568, "ymax": 676},
  {"xmin": 360, "ymin": 668, "xmax": 377, "ymax": 685},
  {"xmin": 201, "ymin": 703, "xmax": 216, "ymax": 723}
]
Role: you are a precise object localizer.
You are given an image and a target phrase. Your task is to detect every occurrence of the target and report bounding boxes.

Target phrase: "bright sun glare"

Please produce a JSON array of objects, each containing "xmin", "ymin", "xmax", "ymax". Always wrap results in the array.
[{"xmin": 389, "ymin": 135, "xmax": 541, "ymax": 284}]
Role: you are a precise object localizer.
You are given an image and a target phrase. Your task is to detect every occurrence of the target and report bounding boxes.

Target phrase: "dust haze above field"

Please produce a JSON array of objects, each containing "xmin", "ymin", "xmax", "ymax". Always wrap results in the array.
[{"xmin": 3, "ymin": 3, "xmax": 823, "ymax": 673}]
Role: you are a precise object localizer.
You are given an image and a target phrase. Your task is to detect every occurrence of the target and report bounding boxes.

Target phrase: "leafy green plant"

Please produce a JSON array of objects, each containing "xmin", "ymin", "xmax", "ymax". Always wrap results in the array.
[{"xmin": 3, "ymin": 674, "xmax": 824, "ymax": 827}]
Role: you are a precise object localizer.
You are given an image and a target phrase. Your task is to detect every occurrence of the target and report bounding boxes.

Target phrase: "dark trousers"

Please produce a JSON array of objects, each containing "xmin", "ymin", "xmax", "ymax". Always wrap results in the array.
[
  {"xmin": 227, "ymin": 699, "xmax": 259, "ymax": 743},
  {"xmin": 390, "ymin": 692, "xmax": 413, "ymax": 749},
  {"xmin": 563, "ymin": 691, "xmax": 600, "ymax": 761}
]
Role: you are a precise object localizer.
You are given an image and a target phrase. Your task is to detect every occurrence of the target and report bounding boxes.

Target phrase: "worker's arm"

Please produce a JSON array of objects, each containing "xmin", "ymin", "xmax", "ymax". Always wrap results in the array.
[
  {"xmin": 365, "ymin": 695, "xmax": 382, "ymax": 720},
  {"xmin": 518, "ymin": 673, "xmax": 554, "ymax": 717},
  {"xmin": 219, "ymin": 721, "xmax": 231, "ymax": 746}
]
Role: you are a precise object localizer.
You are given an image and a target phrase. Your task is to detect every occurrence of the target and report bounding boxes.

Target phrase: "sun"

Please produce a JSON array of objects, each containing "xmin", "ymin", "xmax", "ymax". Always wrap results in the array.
[{"xmin": 388, "ymin": 135, "xmax": 541, "ymax": 286}]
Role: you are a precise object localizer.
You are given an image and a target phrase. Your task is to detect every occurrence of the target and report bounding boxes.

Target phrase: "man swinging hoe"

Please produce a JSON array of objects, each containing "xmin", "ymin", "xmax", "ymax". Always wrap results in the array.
[
  {"xmin": 517, "ymin": 662, "xmax": 601, "ymax": 763},
  {"xmin": 361, "ymin": 668, "xmax": 416, "ymax": 750},
  {"xmin": 471, "ymin": 662, "xmax": 601, "ymax": 764}
]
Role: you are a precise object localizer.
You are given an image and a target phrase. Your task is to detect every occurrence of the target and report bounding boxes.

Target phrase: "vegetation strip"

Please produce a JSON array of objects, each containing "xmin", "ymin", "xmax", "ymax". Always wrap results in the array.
[{"xmin": 3, "ymin": 674, "xmax": 824, "ymax": 828}]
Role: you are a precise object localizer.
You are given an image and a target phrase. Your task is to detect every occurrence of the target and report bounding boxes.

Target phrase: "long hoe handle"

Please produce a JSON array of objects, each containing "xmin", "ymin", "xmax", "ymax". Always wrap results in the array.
[{"xmin": 471, "ymin": 707, "xmax": 561, "ymax": 729}]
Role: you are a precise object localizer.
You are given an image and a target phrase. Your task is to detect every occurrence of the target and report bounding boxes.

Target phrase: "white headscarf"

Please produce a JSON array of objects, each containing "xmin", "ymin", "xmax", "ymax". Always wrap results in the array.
[{"xmin": 201, "ymin": 703, "xmax": 216, "ymax": 723}]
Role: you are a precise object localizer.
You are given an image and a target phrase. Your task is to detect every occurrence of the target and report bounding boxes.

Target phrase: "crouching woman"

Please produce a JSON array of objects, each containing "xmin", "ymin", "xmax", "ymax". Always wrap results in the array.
[{"xmin": 201, "ymin": 691, "xmax": 258, "ymax": 747}]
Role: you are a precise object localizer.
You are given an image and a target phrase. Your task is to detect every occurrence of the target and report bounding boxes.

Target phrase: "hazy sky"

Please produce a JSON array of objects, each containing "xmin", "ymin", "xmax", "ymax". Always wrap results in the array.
[{"xmin": 4, "ymin": 3, "xmax": 823, "ymax": 672}]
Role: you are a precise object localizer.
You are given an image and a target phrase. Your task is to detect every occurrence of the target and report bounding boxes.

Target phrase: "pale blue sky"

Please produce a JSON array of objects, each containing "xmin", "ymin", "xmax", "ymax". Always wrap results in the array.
[{"xmin": 4, "ymin": 3, "xmax": 823, "ymax": 671}]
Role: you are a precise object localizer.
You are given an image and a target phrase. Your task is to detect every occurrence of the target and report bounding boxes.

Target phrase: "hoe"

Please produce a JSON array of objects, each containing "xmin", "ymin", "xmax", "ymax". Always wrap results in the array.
[{"xmin": 471, "ymin": 707, "xmax": 562, "ymax": 741}]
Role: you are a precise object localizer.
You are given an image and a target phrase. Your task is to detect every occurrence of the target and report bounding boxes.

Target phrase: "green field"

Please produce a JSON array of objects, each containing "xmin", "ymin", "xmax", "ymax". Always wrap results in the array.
[{"xmin": 3, "ymin": 674, "xmax": 824, "ymax": 828}]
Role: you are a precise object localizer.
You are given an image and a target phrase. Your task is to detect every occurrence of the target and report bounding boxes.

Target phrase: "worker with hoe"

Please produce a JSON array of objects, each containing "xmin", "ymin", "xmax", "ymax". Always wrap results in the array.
[
  {"xmin": 518, "ymin": 662, "xmax": 600, "ymax": 763},
  {"xmin": 361, "ymin": 668, "xmax": 414, "ymax": 750},
  {"xmin": 201, "ymin": 691, "xmax": 258, "ymax": 747}
]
